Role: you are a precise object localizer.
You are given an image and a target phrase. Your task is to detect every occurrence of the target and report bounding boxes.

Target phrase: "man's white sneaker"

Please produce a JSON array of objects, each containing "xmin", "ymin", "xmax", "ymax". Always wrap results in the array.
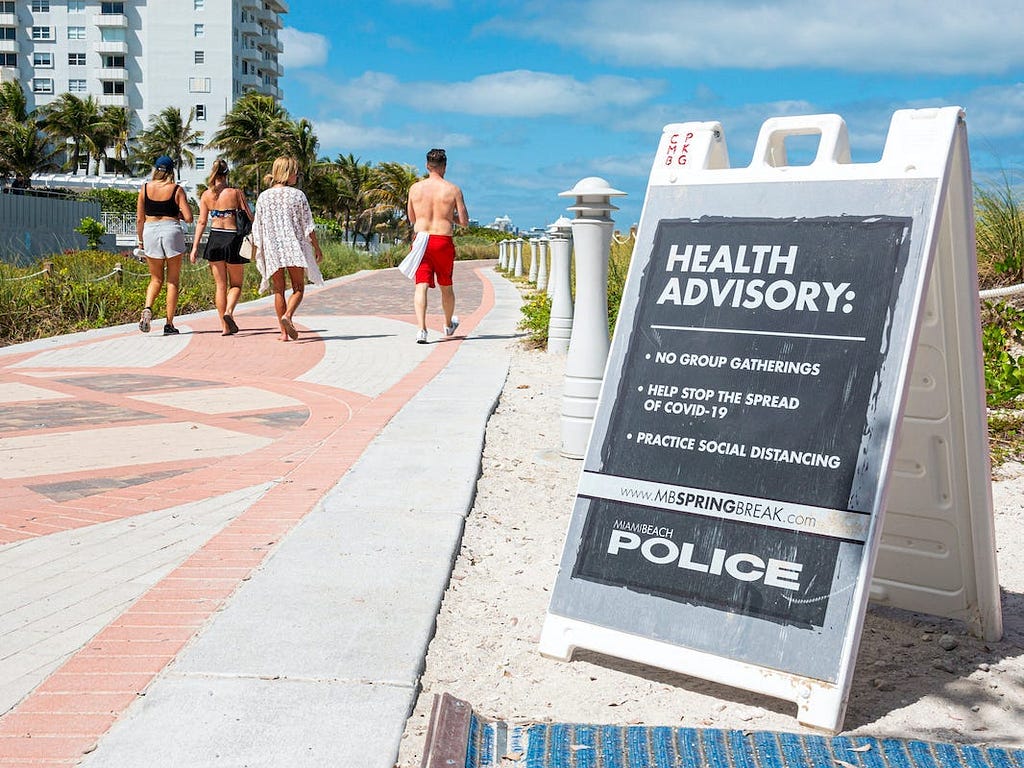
[
  {"xmin": 444, "ymin": 316, "xmax": 460, "ymax": 337},
  {"xmin": 416, "ymin": 329, "xmax": 428, "ymax": 344}
]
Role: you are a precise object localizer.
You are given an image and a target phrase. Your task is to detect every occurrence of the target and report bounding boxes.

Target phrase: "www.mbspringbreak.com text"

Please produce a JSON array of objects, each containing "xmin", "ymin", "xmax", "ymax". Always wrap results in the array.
[{"xmin": 618, "ymin": 486, "xmax": 819, "ymax": 529}]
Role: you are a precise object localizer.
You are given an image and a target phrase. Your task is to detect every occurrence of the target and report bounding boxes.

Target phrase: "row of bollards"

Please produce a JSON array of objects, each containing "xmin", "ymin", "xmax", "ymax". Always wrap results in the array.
[{"xmin": 494, "ymin": 177, "xmax": 627, "ymax": 459}]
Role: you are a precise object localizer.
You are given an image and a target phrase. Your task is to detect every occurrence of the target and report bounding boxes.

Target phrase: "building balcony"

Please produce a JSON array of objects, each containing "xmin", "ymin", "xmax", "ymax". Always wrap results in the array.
[
  {"xmin": 97, "ymin": 93, "xmax": 128, "ymax": 107},
  {"xmin": 98, "ymin": 66, "xmax": 127, "ymax": 81},
  {"xmin": 0, "ymin": 39, "xmax": 18, "ymax": 54},
  {"xmin": 240, "ymin": 46, "xmax": 260, "ymax": 64},
  {"xmin": 258, "ymin": 33, "xmax": 280, "ymax": 53},
  {"xmin": 0, "ymin": 12, "xmax": 16, "ymax": 25},
  {"xmin": 261, "ymin": 57, "xmax": 282, "ymax": 77},
  {"xmin": 241, "ymin": 71, "xmax": 261, "ymax": 89},
  {"xmin": 0, "ymin": 66, "xmax": 18, "ymax": 83},
  {"xmin": 92, "ymin": 13, "xmax": 128, "ymax": 27},
  {"xmin": 257, "ymin": 7, "xmax": 281, "ymax": 29},
  {"xmin": 238, "ymin": 19, "xmax": 260, "ymax": 37},
  {"xmin": 266, "ymin": 0, "xmax": 289, "ymax": 14},
  {"xmin": 94, "ymin": 40, "xmax": 128, "ymax": 55},
  {"xmin": 240, "ymin": 0, "xmax": 259, "ymax": 10}
]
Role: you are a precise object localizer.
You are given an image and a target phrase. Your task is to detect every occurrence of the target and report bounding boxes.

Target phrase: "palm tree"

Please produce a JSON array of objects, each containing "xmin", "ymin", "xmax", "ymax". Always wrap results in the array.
[
  {"xmin": 276, "ymin": 117, "xmax": 318, "ymax": 178},
  {"xmin": 40, "ymin": 93, "xmax": 101, "ymax": 174},
  {"xmin": 207, "ymin": 92, "xmax": 289, "ymax": 192},
  {"xmin": 96, "ymin": 106, "xmax": 136, "ymax": 176},
  {"xmin": 369, "ymin": 161, "xmax": 420, "ymax": 243},
  {"xmin": 0, "ymin": 81, "xmax": 29, "ymax": 123},
  {"xmin": 333, "ymin": 153, "xmax": 375, "ymax": 246},
  {"xmin": 0, "ymin": 120, "xmax": 60, "ymax": 190},
  {"xmin": 136, "ymin": 106, "xmax": 203, "ymax": 179}
]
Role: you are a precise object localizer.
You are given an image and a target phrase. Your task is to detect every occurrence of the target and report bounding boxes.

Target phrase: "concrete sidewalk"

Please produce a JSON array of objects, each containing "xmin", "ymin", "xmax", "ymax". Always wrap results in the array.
[{"xmin": 0, "ymin": 259, "xmax": 521, "ymax": 768}]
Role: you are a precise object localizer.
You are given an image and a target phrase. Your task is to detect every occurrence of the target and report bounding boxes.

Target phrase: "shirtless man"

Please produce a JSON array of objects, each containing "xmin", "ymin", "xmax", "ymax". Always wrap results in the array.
[{"xmin": 407, "ymin": 148, "xmax": 469, "ymax": 343}]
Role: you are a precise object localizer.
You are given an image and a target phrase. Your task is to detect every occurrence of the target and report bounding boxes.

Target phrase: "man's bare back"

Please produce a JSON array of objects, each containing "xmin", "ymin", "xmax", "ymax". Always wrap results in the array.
[{"xmin": 408, "ymin": 169, "xmax": 468, "ymax": 237}]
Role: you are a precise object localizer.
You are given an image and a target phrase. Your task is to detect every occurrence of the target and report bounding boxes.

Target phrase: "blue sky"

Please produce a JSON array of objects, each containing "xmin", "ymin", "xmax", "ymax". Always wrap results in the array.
[{"xmin": 278, "ymin": 0, "xmax": 1024, "ymax": 232}]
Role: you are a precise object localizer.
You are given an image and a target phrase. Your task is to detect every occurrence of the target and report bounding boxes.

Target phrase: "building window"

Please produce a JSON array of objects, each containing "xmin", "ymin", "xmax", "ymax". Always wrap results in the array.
[
  {"xmin": 33, "ymin": 78, "xmax": 53, "ymax": 94},
  {"xmin": 68, "ymin": 0, "xmax": 86, "ymax": 11},
  {"xmin": 194, "ymin": 50, "xmax": 204, "ymax": 64},
  {"xmin": 68, "ymin": 52, "xmax": 86, "ymax": 65},
  {"xmin": 194, "ymin": 23, "xmax": 204, "ymax": 37},
  {"xmin": 0, "ymin": 27, "xmax": 14, "ymax": 40},
  {"xmin": 100, "ymin": 2, "xmax": 124, "ymax": 13},
  {"xmin": 31, "ymin": 26, "xmax": 53, "ymax": 41},
  {"xmin": 194, "ymin": 0, "xmax": 205, "ymax": 8},
  {"xmin": 0, "ymin": 53, "xmax": 16, "ymax": 67},
  {"xmin": 67, "ymin": 26, "xmax": 86, "ymax": 40},
  {"xmin": 102, "ymin": 80, "xmax": 125, "ymax": 95},
  {"xmin": 100, "ymin": 27, "xmax": 125, "ymax": 42},
  {"xmin": 31, "ymin": 0, "xmax": 50, "ymax": 11},
  {"xmin": 195, "ymin": 104, "xmax": 206, "ymax": 121},
  {"xmin": 68, "ymin": 79, "xmax": 87, "ymax": 93},
  {"xmin": 195, "ymin": 157, "xmax": 206, "ymax": 170},
  {"xmin": 104, "ymin": 54, "xmax": 125, "ymax": 67},
  {"xmin": 0, "ymin": 2, "xmax": 14, "ymax": 13},
  {"xmin": 33, "ymin": 51, "xmax": 53, "ymax": 67},
  {"xmin": 188, "ymin": 76, "xmax": 211, "ymax": 93}
]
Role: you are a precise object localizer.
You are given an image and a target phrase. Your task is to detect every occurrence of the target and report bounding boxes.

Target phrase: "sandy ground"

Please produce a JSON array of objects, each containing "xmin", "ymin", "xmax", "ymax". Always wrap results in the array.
[{"xmin": 396, "ymin": 341, "xmax": 1024, "ymax": 767}]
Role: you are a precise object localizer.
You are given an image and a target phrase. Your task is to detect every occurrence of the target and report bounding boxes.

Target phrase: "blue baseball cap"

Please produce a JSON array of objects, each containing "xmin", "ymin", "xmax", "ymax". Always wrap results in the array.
[{"xmin": 154, "ymin": 155, "xmax": 174, "ymax": 172}]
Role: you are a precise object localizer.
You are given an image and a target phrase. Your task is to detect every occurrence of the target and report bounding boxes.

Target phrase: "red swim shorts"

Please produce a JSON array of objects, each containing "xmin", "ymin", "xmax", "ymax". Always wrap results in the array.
[{"xmin": 415, "ymin": 235, "xmax": 456, "ymax": 288}]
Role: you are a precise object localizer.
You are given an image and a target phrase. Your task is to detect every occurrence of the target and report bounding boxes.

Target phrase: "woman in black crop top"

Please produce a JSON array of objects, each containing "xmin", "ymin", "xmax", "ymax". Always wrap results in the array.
[{"xmin": 135, "ymin": 155, "xmax": 193, "ymax": 335}]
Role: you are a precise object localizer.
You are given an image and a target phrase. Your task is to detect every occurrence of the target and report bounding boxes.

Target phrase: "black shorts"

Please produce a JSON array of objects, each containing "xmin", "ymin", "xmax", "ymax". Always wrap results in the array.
[{"xmin": 203, "ymin": 229, "xmax": 249, "ymax": 264}]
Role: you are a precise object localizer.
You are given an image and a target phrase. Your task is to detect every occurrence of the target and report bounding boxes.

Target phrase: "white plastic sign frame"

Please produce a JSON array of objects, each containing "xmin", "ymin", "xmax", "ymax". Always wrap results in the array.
[{"xmin": 539, "ymin": 108, "xmax": 1001, "ymax": 733}]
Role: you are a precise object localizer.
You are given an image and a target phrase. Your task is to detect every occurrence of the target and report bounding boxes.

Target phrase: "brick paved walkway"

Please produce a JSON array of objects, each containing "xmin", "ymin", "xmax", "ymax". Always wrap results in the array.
[{"xmin": 0, "ymin": 260, "xmax": 502, "ymax": 767}]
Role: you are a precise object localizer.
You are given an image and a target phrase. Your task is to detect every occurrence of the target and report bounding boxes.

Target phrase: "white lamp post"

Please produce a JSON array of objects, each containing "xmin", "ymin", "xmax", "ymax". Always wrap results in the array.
[
  {"xmin": 528, "ymin": 238, "xmax": 539, "ymax": 283},
  {"xmin": 558, "ymin": 177, "xmax": 626, "ymax": 459},
  {"xmin": 546, "ymin": 217, "xmax": 573, "ymax": 355},
  {"xmin": 536, "ymin": 235, "xmax": 549, "ymax": 293}
]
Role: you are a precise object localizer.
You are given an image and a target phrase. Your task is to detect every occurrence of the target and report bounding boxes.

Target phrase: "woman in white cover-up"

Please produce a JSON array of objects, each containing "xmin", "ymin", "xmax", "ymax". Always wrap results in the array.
[{"xmin": 251, "ymin": 156, "xmax": 324, "ymax": 341}]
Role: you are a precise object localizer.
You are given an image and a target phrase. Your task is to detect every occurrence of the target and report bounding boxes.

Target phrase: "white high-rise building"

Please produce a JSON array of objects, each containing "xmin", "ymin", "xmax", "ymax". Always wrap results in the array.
[{"xmin": 0, "ymin": 0, "xmax": 287, "ymax": 193}]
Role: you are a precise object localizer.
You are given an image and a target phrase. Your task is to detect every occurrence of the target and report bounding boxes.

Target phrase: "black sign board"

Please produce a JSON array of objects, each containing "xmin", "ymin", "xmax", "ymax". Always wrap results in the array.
[{"xmin": 572, "ymin": 215, "xmax": 911, "ymax": 628}]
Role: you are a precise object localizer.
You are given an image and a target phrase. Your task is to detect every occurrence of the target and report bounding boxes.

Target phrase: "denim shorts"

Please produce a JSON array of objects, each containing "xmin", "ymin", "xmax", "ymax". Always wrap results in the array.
[{"xmin": 142, "ymin": 220, "xmax": 186, "ymax": 258}]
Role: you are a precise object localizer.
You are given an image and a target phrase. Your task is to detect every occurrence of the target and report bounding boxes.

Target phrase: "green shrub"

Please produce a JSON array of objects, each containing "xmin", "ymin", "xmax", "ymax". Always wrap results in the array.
[
  {"xmin": 77, "ymin": 188, "xmax": 138, "ymax": 214},
  {"xmin": 981, "ymin": 299, "xmax": 1024, "ymax": 406},
  {"xmin": 75, "ymin": 217, "xmax": 107, "ymax": 249},
  {"xmin": 975, "ymin": 174, "xmax": 1024, "ymax": 285},
  {"xmin": 518, "ymin": 290, "xmax": 551, "ymax": 348}
]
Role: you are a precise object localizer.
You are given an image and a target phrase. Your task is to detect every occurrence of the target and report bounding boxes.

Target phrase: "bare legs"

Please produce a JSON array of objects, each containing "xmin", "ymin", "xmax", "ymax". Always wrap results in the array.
[
  {"xmin": 270, "ymin": 265, "xmax": 306, "ymax": 341},
  {"xmin": 414, "ymin": 282, "xmax": 456, "ymax": 332},
  {"xmin": 440, "ymin": 284, "xmax": 456, "ymax": 329},
  {"xmin": 210, "ymin": 261, "xmax": 245, "ymax": 334},
  {"xmin": 414, "ymin": 282, "xmax": 429, "ymax": 332},
  {"xmin": 144, "ymin": 254, "xmax": 182, "ymax": 327}
]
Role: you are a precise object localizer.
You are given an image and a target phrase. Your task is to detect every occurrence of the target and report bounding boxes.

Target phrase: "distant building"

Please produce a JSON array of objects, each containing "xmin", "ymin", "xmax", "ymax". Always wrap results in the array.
[
  {"xmin": 485, "ymin": 214, "xmax": 513, "ymax": 233},
  {"xmin": 2, "ymin": 0, "xmax": 287, "ymax": 194}
]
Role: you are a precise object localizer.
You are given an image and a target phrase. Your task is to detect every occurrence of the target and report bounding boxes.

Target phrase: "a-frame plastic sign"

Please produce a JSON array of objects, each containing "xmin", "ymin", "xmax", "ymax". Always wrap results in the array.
[{"xmin": 539, "ymin": 108, "xmax": 1002, "ymax": 733}]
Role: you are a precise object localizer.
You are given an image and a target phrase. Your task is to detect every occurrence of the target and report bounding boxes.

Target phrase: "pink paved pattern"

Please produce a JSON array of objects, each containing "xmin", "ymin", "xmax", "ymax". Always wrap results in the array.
[{"xmin": 0, "ymin": 262, "xmax": 496, "ymax": 767}]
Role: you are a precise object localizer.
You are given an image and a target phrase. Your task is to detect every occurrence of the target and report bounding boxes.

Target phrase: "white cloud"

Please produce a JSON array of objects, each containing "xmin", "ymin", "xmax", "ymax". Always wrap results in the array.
[
  {"xmin": 488, "ymin": 0, "xmax": 1024, "ymax": 76},
  {"xmin": 319, "ymin": 69, "xmax": 664, "ymax": 118},
  {"xmin": 420, "ymin": 71, "xmax": 664, "ymax": 117},
  {"xmin": 279, "ymin": 28, "xmax": 329, "ymax": 69},
  {"xmin": 313, "ymin": 119, "xmax": 473, "ymax": 153},
  {"xmin": 963, "ymin": 83, "xmax": 1024, "ymax": 138}
]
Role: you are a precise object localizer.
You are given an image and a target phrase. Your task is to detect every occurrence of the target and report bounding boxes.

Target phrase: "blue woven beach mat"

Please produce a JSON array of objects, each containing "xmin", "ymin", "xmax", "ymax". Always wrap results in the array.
[{"xmin": 421, "ymin": 694, "xmax": 1024, "ymax": 768}]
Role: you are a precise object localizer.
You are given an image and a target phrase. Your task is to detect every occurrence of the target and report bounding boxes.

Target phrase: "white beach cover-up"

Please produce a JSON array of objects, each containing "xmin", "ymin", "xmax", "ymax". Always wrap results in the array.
[
  {"xmin": 398, "ymin": 231, "xmax": 429, "ymax": 280},
  {"xmin": 251, "ymin": 185, "xmax": 325, "ymax": 294}
]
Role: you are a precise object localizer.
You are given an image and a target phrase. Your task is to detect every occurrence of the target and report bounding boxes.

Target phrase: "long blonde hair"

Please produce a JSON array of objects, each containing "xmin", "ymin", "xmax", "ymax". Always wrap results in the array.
[
  {"xmin": 264, "ymin": 156, "xmax": 298, "ymax": 186},
  {"xmin": 206, "ymin": 158, "xmax": 229, "ymax": 189}
]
